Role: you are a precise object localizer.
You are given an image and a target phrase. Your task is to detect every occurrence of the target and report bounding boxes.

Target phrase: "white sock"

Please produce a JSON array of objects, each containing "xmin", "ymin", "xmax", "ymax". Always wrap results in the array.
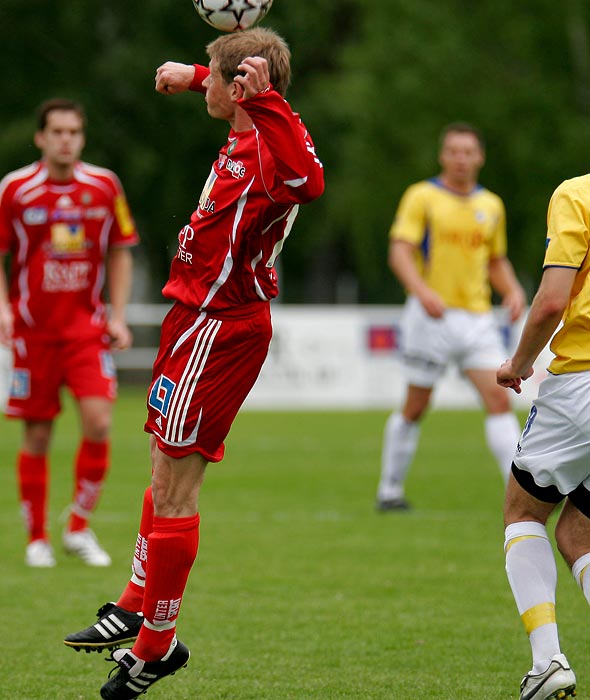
[
  {"xmin": 572, "ymin": 553, "xmax": 590, "ymax": 603},
  {"xmin": 377, "ymin": 413, "xmax": 420, "ymax": 500},
  {"xmin": 505, "ymin": 521, "xmax": 560, "ymax": 673},
  {"xmin": 485, "ymin": 412, "xmax": 521, "ymax": 483}
]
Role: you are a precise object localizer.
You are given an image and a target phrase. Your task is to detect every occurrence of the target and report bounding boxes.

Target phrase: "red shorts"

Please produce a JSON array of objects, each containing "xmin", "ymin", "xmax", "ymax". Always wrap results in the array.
[
  {"xmin": 6, "ymin": 333, "xmax": 117, "ymax": 421},
  {"xmin": 145, "ymin": 302, "xmax": 272, "ymax": 462}
]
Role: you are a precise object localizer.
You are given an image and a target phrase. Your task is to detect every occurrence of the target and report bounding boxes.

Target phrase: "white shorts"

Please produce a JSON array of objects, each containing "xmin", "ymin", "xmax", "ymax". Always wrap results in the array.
[
  {"xmin": 514, "ymin": 371, "xmax": 590, "ymax": 495},
  {"xmin": 401, "ymin": 296, "xmax": 507, "ymax": 387}
]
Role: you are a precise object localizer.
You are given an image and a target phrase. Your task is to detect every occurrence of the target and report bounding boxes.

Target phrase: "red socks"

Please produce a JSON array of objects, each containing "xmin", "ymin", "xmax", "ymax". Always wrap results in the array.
[
  {"xmin": 17, "ymin": 440, "xmax": 109, "ymax": 542},
  {"xmin": 111, "ymin": 484, "xmax": 201, "ymax": 661},
  {"xmin": 68, "ymin": 439, "xmax": 109, "ymax": 532},
  {"xmin": 117, "ymin": 486, "xmax": 154, "ymax": 613},
  {"xmin": 132, "ymin": 513, "xmax": 200, "ymax": 661},
  {"xmin": 17, "ymin": 452, "xmax": 48, "ymax": 542}
]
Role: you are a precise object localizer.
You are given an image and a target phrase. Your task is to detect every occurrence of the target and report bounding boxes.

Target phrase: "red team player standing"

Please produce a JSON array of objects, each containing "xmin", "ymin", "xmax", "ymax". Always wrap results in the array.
[
  {"xmin": 0, "ymin": 98, "xmax": 139, "ymax": 568},
  {"xmin": 64, "ymin": 28, "xmax": 323, "ymax": 699}
]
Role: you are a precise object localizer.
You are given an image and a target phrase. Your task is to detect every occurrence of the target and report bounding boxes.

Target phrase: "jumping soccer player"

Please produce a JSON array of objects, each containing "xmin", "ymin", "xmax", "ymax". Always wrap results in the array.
[{"xmin": 64, "ymin": 27, "xmax": 324, "ymax": 699}]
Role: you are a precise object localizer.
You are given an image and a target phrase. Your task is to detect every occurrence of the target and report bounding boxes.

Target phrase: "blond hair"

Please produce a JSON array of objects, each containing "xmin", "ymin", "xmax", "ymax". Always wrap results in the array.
[{"xmin": 207, "ymin": 27, "xmax": 291, "ymax": 96}]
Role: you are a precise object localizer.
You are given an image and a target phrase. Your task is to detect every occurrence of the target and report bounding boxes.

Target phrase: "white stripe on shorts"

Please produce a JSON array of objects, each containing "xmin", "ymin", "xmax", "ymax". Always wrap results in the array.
[{"xmin": 165, "ymin": 317, "xmax": 222, "ymax": 445}]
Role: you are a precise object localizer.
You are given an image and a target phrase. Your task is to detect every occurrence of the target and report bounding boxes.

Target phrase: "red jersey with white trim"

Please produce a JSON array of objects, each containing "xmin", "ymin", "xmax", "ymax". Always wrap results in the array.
[
  {"xmin": 0, "ymin": 160, "xmax": 139, "ymax": 341},
  {"xmin": 162, "ymin": 69, "xmax": 324, "ymax": 315}
]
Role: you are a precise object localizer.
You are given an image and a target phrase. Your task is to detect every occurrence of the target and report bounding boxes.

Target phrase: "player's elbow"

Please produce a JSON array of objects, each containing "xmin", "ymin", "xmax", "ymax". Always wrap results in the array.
[
  {"xmin": 534, "ymin": 293, "xmax": 568, "ymax": 322},
  {"xmin": 303, "ymin": 177, "xmax": 325, "ymax": 203},
  {"xmin": 287, "ymin": 173, "xmax": 324, "ymax": 203}
]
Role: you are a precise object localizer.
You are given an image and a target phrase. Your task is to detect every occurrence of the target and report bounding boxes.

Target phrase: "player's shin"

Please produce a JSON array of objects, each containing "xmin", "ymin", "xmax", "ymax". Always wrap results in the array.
[
  {"xmin": 18, "ymin": 451, "xmax": 49, "ymax": 542},
  {"xmin": 132, "ymin": 513, "xmax": 200, "ymax": 661},
  {"xmin": 378, "ymin": 413, "xmax": 420, "ymax": 499},
  {"xmin": 117, "ymin": 486, "xmax": 154, "ymax": 612},
  {"xmin": 572, "ymin": 552, "xmax": 590, "ymax": 604},
  {"xmin": 505, "ymin": 521, "xmax": 560, "ymax": 673},
  {"xmin": 68, "ymin": 438, "xmax": 109, "ymax": 532}
]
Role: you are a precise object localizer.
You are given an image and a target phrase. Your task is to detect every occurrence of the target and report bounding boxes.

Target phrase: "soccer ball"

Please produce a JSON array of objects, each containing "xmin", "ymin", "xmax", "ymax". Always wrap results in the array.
[{"xmin": 193, "ymin": 0, "xmax": 274, "ymax": 32}]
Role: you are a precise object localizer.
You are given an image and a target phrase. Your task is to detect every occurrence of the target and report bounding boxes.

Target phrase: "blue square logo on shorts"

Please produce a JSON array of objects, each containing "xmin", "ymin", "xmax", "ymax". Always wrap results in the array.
[
  {"xmin": 148, "ymin": 375, "xmax": 176, "ymax": 418},
  {"xmin": 11, "ymin": 369, "xmax": 31, "ymax": 399},
  {"xmin": 99, "ymin": 351, "xmax": 116, "ymax": 379}
]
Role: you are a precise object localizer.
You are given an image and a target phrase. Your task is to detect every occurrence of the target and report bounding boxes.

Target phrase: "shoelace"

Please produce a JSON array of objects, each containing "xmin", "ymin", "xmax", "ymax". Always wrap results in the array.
[{"xmin": 105, "ymin": 661, "xmax": 134, "ymax": 691}]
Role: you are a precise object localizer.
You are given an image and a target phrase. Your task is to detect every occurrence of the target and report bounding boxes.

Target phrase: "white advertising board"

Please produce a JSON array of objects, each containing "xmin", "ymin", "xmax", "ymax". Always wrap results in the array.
[{"xmin": 244, "ymin": 305, "xmax": 551, "ymax": 410}]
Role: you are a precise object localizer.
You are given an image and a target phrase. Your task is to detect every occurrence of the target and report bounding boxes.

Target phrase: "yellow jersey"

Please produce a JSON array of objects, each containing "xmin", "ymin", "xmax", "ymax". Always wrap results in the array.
[
  {"xmin": 545, "ymin": 175, "xmax": 590, "ymax": 374},
  {"xmin": 390, "ymin": 178, "xmax": 507, "ymax": 312}
]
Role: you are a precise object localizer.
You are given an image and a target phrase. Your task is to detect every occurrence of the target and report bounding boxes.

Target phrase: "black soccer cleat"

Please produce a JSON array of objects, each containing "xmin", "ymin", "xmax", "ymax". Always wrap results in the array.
[
  {"xmin": 100, "ymin": 639, "xmax": 190, "ymax": 699},
  {"xmin": 64, "ymin": 602, "xmax": 144, "ymax": 653},
  {"xmin": 376, "ymin": 496, "xmax": 412, "ymax": 512}
]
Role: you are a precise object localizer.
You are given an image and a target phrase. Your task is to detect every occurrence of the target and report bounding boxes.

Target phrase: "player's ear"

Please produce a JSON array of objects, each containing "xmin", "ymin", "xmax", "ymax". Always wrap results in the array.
[
  {"xmin": 230, "ymin": 80, "xmax": 244, "ymax": 101},
  {"xmin": 33, "ymin": 131, "xmax": 45, "ymax": 150}
]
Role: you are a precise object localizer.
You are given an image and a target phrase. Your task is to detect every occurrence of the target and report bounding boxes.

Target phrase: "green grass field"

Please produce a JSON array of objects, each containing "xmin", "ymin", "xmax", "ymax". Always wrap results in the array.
[{"xmin": 1, "ymin": 388, "xmax": 588, "ymax": 700}]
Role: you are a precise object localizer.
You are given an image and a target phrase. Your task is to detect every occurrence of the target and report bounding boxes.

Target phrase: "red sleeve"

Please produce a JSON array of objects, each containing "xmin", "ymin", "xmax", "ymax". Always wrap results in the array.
[
  {"xmin": 0, "ymin": 179, "xmax": 14, "ymax": 254},
  {"xmin": 189, "ymin": 64, "xmax": 210, "ymax": 94},
  {"xmin": 104, "ymin": 172, "xmax": 140, "ymax": 248},
  {"xmin": 239, "ymin": 89, "xmax": 324, "ymax": 204}
]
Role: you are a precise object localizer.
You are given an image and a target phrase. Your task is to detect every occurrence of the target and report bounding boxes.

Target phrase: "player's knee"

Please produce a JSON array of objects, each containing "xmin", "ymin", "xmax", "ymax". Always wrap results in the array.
[
  {"xmin": 84, "ymin": 421, "xmax": 111, "ymax": 443},
  {"xmin": 403, "ymin": 406, "xmax": 426, "ymax": 422},
  {"xmin": 23, "ymin": 422, "xmax": 52, "ymax": 454},
  {"xmin": 402, "ymin": 394, "xmax": 430, "ymax": 422},
  {"xmin": 487, "ymin": 392, "xmax": 512, "ymax": 414},
  {"xmin": 24, "ymin": 434, "xmax": 51, "ymax": 455}
]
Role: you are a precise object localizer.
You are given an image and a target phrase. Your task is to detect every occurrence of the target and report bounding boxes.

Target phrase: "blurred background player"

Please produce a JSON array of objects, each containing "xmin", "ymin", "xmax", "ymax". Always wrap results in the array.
[
  {"xmin": 63, "ymin": 28, "xmax": 323, "ymax": 700},
  {"xmin": 497, "ymin": 174, "xmax": 590, "ymax": 700},
  {"xmin": 376, "ymin": 122, "xmax": 526, "ymax": 511},
  {"xmin": 0, "ymin": 98, "xmax": 139, "ymax": 567}
]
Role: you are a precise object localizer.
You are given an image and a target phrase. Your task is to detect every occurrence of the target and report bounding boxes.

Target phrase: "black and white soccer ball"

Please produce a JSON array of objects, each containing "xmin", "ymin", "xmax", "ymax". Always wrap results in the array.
[{"xmin": 193, "ymin": 0, "xmax": 274, "ymax": 32}]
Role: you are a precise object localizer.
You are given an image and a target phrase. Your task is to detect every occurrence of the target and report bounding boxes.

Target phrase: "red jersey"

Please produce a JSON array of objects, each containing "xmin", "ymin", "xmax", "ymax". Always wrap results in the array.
[
  {"xmin": 162, "ymin": 69, "xmax": 324, "ymax": 315},
  {"xmin": 0, "ymin": 160, "xmax": 139, "ymax": 341}
]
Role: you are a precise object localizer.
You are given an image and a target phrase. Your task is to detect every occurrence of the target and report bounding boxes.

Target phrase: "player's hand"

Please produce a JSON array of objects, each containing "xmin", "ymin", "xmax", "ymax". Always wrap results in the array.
[
  {"xmin": 496, "ymin": 359, "xmax": 534, "ymax": 394},
  {"xmin": 417, "ymin": 287, "xmax": 446, "ymax": 319},
  {"xmin": 503, "ymin": 287, "xmax": 527, "ymax": 323},
  {"xmin": 155, "ymin": 62, "xmax": 195, "ymax": 95},
  {"xmin": 0, "ymin": 303, "xmax": 14, "ymax": 345},
  {"xmin": 234, "ymin": 56, "xmax": 271, "ymax": 99},
  {"xmin": 108, "ymin": 319, "xmax": 133, "ymax": 352}
]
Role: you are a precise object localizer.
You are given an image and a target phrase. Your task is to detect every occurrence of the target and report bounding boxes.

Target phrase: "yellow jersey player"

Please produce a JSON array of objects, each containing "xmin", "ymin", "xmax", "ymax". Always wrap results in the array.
[
  {"xmin": 498, "ymin": 175, "xmax": 590, "ymax": 700},
  {"xmin": 377, "ymin": 122, "xmax": 526, "ymax": 511}
]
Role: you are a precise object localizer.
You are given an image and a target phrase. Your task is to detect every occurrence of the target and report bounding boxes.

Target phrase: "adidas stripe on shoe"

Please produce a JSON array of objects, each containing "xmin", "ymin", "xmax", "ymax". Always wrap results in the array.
[
  {"xmin": 64, "ymin": 602, "xmax": 143, "ymax": 653},
  {"xmin": 63, "ymin": 529, "xmax": 112, "ymax": 567},
  {"xmin": 100, "ymin": 638, "xmax": 190, "ymax": 699}
]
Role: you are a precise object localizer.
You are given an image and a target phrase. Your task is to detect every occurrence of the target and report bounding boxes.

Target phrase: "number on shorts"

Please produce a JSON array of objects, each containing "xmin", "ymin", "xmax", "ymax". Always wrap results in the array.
[{"xmin": 522, "ymin": 405, "xmax": 538, "ymax": 439}]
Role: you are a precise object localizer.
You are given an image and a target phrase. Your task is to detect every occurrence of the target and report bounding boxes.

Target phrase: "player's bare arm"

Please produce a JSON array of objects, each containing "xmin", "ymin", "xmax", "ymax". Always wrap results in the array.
[
  {"xmin": 497, "ymin": 266, "xmax": 576, "ymax": 392},
  {"xmin": 389, "ymin": 239, "xmax": 446, "ymax": 318},
  {"xmin": 106, "ymin": 247, "xmax": 133, "ymax": 351},
  {"xmin": 488, "ymin": 256, "xmax": 526, "ymax": 322},
  {"xmin": 0, "ymin": 306, "xmax": 13, "ymax": 345},
  {"xmin": 155, "ymin": 62, "xmax": 195, "ymax": 95},
  {"xmin": 234, "ymin": 56, "xmax": 271, "ymax": 99}
]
